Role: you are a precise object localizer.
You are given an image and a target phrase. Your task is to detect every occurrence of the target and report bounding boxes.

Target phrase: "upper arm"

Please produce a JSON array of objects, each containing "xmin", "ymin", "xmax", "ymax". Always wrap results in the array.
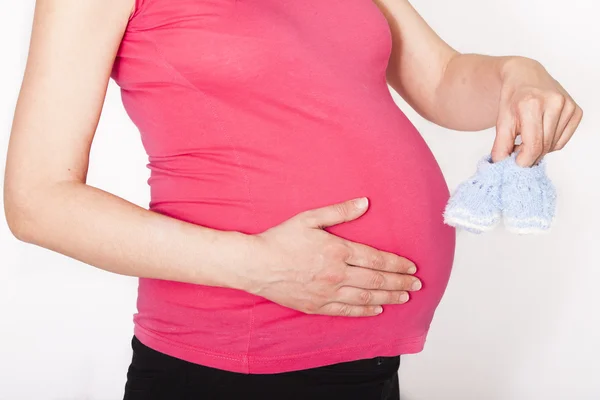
[
  {"xmin": 374, "ymin": 0, "xmax": 458, "ymax": 117},
  {"xmin": 4, "ymin": 0, "xmax": 134, "ymax": 219}
]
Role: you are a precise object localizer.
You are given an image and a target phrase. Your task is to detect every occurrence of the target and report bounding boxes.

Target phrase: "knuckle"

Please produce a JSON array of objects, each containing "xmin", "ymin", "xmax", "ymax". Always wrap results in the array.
[
  {"xmin": 333, "ymin": 202, "xmax": 350, "ymax": 219},
  {"xmin": 320, "ymin": 269, "xmax": 346, "ymax": 286},
  {"xmin": 302, "ymin": 307, "xmax": 316, "ymax": 315},
  {"xmin": 369, "ymin": 252, "xmax": 386, "ymax": 271},
  {"xmin": 299, "ymin": 210, "xmax": 318, "ymax": 227},
  {"xmin": 546, "ymin": 92, "xmax": 565, "ymax": 109},
  {"xmin": 358, "ymin": 290, "xmax": 373, "ymax": 305},
  {"xmin": 518, "ymin": 104, "xmax": 541, "ymax": 119},
  {"xmin": 337, "ymin": 305, "xmax": 353, "ymax": 317},
  {"xmin": 388, "ymin": 256, "xmax": 402, "ymax": 272},
  {"xmin": 329, "ymin": 242, "xmax": 350, "ymax": 261},
  {"xmin": 369, "ymin": 272, "xmax": 386, "ymax": 289},
  {"xmin": 302, "ymin": 299, "xmax": 319, "ymax": 314},
  {"xmin": 562, "ymin": 100, "xmax": 576, "ymax": 116},
  {"xmin": 520, "ymin": 94, "xmax": 542, "ymax": 110}
]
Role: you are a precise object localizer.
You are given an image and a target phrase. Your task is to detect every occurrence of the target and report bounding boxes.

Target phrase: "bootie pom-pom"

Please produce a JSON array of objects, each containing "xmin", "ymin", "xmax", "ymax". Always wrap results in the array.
[{"xmin": 443, "ymin": 155, "xmax": 506, "ymax": 234}]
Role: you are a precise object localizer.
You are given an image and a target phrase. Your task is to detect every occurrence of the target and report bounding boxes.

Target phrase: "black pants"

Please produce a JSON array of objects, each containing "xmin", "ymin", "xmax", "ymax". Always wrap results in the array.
[{"xmin": 124, "ymin": 336, "xmax": 401, "ymax": 400}]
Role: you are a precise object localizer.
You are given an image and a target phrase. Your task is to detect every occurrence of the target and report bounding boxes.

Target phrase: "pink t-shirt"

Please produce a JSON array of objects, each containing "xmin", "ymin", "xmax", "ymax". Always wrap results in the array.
[{"xmin": 111, "ymin": 0, "xmax": 456, "ymax": 374}]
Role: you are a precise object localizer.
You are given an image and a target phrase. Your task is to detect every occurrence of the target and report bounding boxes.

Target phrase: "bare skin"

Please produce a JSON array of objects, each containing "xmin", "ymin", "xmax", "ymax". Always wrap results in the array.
[
  {"xmin": 3, "ymin": 0, "xmax": 419, "ymax": 319},
  {"xmin": 376, "ymin": 0, "xmax": 582, "ymax": 167},
  {"xmin": 4, "ymin": 0, "xmax": 582, "ymax": 317}
]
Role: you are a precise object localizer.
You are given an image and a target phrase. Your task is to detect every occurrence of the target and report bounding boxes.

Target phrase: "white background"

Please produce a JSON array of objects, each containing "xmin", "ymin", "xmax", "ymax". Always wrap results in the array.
[{"xmin": 1, "ymin": 0, "xmax": 598, "ymax": 399}]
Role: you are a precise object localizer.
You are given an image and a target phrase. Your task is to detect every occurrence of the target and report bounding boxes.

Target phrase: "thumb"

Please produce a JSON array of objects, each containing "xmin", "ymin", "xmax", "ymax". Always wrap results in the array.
[
  {"xmin": 299, "ymin": 197, "xmax": 369, "ymax": 229},
  {"xmin": 491, "ymin": 109, "xmax": 517, "ymax": 163}
]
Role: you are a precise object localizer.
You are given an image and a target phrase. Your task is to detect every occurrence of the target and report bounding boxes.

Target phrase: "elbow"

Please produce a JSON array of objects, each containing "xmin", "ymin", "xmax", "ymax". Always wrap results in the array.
[
  {"xmin": 4, "ymin": 189, "xmax": 39, "ymax": 244},
  {"xmin": 4, "ymin": 204, "xmax": 34, "ymax": 244}
]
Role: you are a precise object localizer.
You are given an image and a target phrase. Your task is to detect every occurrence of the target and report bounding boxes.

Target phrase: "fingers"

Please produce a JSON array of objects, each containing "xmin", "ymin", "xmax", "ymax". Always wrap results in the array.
[
  {"xmin": 343, "ymin": 241, "xmax": 417, "ymax": 274},
  {"xmin": 515, "ymin": 96, "xmax": 544, "ymax": 167},
  {"xmin": 298, "ymin": 197, "xmax": 369, "ymax": 229},
  {"xmin": 550, "ymin": 97, "xmax": 574, "ymax": 150},
  {"xmin": 538, "ymin": 94, "xmax": 564, "ymax": 164},
  {"xmin": 334, "ymin": 286, "xmax": 410, "ymax": 306},
  {"xmin": 507, "ymin": 91, "xmax": 581, "ymax": 166},
  {"xmin": 491, "ymin": 104, "xmax": 517, "ymax": 163},
  {"xmin": 553, "ymin": 104, "xmax": 583, "ymax": 152},
  {"xmin": 343, "ymin": 265, "xmax": 422, "ymax": 292},
  {"xmin": 317, "ymin": 303, "xmax": 384, "ymax": 317},
  {"xmin": 317, "ymin": 287, "xmax": 412, "ymax": 317}
]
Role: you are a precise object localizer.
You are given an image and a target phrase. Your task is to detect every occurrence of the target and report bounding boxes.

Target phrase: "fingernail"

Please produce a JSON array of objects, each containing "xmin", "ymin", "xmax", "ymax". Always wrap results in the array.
[
  {"xmin": 354, "ymin": 197, "xmax": 368, "ymax": 209},
  {"xmin": 412, "ymin": 280, "xmax": 422, "ymax": 290},
  {"xmin": 399, "ymin": 293, "xmax": 409, "ymax": 302},
  {"xmin": 375, "ymin": 306, "xmax": 383, "ymax": 314},
  {"xmin": 407, "ymin": 265, "xmax": 417, "ymax": 274}
]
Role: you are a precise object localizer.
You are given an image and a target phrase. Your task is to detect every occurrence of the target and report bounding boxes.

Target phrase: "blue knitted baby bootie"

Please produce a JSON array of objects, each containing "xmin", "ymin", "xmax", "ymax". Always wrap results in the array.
[
  {"xmin": 443, "ymin": 155, "xmax": 506, "ymax": 234},
  {"xmin": 501, "ymin": 153, "xmax": 556, "ymax": 234}
]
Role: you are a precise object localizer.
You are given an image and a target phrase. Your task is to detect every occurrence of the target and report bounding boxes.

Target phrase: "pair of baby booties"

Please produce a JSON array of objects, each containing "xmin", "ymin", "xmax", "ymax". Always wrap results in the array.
[{"xmin": 443, "ymin": 152, "xmax": 557, "ymax": 234}]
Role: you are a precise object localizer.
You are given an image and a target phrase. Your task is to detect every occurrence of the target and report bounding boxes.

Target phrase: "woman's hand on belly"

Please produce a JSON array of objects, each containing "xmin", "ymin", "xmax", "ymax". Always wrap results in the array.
[{"xmin": 239, "ymin": 197, "xmax": 422, "ymax": 317}]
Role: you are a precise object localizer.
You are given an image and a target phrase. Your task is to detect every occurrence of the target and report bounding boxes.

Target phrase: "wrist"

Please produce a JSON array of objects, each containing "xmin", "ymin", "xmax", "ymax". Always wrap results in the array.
[
  {"xmin": 212, "ymin": 230, "xmax": 267, "ymax": 293},
  {"xmin": 499, "ymin": 55, "xmax": 542, "ymax": 81}
]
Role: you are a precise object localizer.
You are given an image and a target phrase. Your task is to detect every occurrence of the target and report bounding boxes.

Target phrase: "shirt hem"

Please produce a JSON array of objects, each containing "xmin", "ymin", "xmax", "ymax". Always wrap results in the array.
[{"xmin": 133, "ymin": 324, "xmax": 427, "ymax": 374}]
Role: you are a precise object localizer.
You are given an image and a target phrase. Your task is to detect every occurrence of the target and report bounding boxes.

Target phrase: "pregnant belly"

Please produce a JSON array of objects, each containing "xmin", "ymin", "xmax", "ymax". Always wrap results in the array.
[{"xmin": 138, "ymin": 109, "xmax": 456, "ymax": 360}]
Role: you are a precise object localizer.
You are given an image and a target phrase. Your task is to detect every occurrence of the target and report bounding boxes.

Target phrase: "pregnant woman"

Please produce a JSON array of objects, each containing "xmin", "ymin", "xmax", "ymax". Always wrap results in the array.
[{"xmin": 4, "ymin": 0, "xmax": 582, "ymax": 399}]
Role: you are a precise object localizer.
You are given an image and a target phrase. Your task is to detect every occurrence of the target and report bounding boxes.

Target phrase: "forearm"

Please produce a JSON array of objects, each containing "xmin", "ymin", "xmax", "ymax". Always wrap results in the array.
[
  {"xmin": 432, "ymin": 54, "xmax": 524, "ymax": 131},
  {"xmin": 6, "ymin": 181, "xmax": 256, "ymax": 290}
]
